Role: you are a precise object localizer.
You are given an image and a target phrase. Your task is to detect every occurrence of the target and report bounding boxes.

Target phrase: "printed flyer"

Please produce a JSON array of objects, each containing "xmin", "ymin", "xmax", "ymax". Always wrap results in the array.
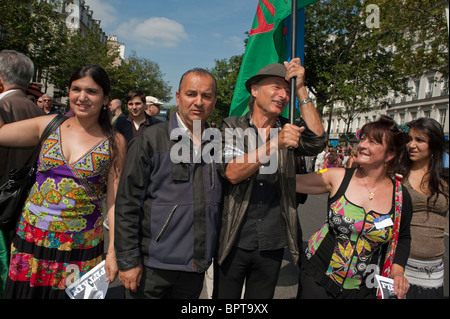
[
  {"xmin": 375, "ymin": 275, "xmax": 395, "ymax": 299},
  {"xmin": 66, "ymin": 260, "xmax": 109, "ymax": 299}
]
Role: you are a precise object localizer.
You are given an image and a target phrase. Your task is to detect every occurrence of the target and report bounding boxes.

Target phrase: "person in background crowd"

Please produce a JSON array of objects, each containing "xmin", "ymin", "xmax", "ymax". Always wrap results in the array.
[
  {"xmin": 109, "ymin": 98, "xmax": 125, "ymax": 125},
  {"xmin": 0, "ymin": 64, "xmax": 127, "ymax": 299},
  {"xmin": 404, "ymin": 118, "xmax": 449, "ymax": 299},
  {"xmin": 36, "ymin": 96, "xmax": 44, "ymax": 109},
  {"xmin": 314, "ymin": 147, "xmax": 327, "ymax": 172},
  {"xmin": 145, "ymin": 96, "xmax": 163, "ymax": 118},
  {"xmin": 324, "ymin": 147, "xmax": 342, "ymax": 168},
  {"xmin": 343, "ymin": 148, "xmax": 357, "ymax": 168},
  {"xmin": 114, "ymin": 68, "xmax": 223, "ymax": 299},
  {"xmin": 296, "ymin": 116, "xmax": 412, "ymax": 299},
  {"xmin": 342, "ymin": 148, "xmax": 350, "ymax": 167},
  {"xmin": 0, "ymin": 49, "xmax": 45, "ymax": 298},
  {"xmin": 114, "ymin": 90, "xmax": 159, "ymax": 143},
  {"xmin": 0, "ymin": 50, "xmax": 45, "ymax": 185},
  {"xmin": 41, "ymin": 93, "xmax": 61, "ymax": 115},
  {"xmin": 342, "ymin": 148, "xmax": 356, "ymax": 168},
  {"xmin": 213, "ymin": 58, "xmax": 327, "ymax": 299}
]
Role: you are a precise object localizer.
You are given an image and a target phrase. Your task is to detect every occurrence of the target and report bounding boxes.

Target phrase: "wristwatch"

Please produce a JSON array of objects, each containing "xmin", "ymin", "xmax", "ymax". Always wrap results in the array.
[{"xmin": 299, "ymin": 98, "xmax": 312, "ymax": 106}]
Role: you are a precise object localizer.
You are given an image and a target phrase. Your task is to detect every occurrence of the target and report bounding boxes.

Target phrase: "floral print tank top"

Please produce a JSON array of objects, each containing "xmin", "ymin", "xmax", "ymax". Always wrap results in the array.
[
  {"xmin": 22, "ymin": 127, "xmax": 110, "ymax": 233},
  {"xmin": 305, "ymin": 190, "xmax": 395, "ymax": 290}
]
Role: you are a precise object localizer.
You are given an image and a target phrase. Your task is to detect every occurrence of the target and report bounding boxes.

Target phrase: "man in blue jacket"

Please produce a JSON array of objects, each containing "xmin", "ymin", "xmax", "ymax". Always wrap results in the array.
[{"xmin": 114, "ymin": 68, "xmax": 223, "ymax": 299}]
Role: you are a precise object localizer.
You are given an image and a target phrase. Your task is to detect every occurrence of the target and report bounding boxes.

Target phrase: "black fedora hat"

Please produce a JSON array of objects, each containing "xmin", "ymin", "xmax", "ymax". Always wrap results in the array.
[{"xmin": 245, "ymin": 63, "xmax": 287, "ymax": 93}]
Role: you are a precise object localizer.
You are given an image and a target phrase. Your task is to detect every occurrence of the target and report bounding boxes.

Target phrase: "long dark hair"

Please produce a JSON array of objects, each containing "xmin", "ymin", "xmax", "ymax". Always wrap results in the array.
[
  {"xmin": 68, "ymin": 65, "xmax": 119, "ymax": 173},
  {"xmin": 406, "ymin": 117, "xmax": 449, "ymax": 207},
  {"xmin": 68, "ymin": 64, "xmax": 112, "ymax": 132},
  {"xmin": 358, "ymin": 115, "xmax": 411, "ymax": 176}
]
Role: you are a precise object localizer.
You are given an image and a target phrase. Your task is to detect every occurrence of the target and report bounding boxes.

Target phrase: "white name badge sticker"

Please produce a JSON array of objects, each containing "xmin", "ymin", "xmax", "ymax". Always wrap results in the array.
[{"xmin": 374, "ymin": 215, "xmax": 394, "ymax": 229}]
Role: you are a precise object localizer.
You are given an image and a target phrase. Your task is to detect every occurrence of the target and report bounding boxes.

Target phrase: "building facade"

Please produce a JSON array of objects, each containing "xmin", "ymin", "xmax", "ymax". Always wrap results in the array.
[
  {"xmin": 323, "ymin": 70, "xmax": 449, "ymax": 150},
  {"xmin": 33, "ymin": 0, "xmax": 123, "ymax": 101}
]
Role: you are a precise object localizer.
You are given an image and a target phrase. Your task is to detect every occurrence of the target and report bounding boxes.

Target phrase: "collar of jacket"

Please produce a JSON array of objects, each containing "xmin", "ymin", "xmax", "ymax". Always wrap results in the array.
[
  {"xmin": 245, "ymin": 110, "xmax": 284, "ymax": 131},
  {"xmin": 168, "ymin": 111, "xmax": 216, "ymax": 145}
]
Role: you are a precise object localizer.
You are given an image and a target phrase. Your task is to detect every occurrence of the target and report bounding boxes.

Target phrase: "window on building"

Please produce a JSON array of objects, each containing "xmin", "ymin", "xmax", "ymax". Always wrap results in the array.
[
  {"xmin": 413, "ymin": 80, "xmax": 419, "ymax": 100},
  {"xmin": 441, "ymin": 77, "xmax": 449, "ymax": 95},
  {"xmin": 425, "ymin": 77, "xmax": 434, "ymax": 98},
  {"xmin": 438, "ymin": 108, "xmax": 447, "ymax": 127}
]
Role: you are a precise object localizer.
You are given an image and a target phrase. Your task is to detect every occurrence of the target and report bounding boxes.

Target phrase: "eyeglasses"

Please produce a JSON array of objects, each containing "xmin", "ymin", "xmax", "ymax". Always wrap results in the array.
[{"xmin": 43, "ymin": 99, "xmax": 52, "ymax": 102}]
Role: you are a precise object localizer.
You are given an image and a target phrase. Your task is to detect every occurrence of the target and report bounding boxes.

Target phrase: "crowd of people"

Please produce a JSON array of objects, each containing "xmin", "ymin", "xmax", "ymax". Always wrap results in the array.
[{"xmin": 0, "ymin": 49, "xmax": 448, "ymax": 299}]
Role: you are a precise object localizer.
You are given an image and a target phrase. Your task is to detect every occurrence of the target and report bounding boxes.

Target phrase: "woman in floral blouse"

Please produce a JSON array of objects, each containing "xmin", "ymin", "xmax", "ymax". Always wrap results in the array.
[
  {"xmin": 296, "ymin": 116, "xmax": 412, "ymax": 299},
  {"xmin": 0, "ymin": 65, "xmax": 126, "ymax": 298}
]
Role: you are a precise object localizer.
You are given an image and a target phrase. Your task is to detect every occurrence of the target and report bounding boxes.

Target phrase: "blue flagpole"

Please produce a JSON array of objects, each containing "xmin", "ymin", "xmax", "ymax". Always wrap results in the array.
[{"xmin": 289, "ymin": 0, "xmax": 297, "ymax": 125}]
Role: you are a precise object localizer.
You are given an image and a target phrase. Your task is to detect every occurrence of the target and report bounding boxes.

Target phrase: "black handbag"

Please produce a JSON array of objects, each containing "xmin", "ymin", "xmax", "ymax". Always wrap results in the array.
[{"xmin": 0, "ymin": 115, "xmax": 67, "ymax": 230}]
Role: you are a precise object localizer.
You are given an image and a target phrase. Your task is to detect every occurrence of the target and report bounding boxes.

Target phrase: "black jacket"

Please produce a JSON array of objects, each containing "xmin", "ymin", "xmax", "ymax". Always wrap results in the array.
[
  {"xmin": 216, "ymin": 112, "xmax": 328, "ymax": 265},
  {"xmin": 114, "ymin": 113, "xmax": 160, "ymax": 143},
  {"xmin": 114, "ymin": 113, "xmax": 223, "ymax": 273}
]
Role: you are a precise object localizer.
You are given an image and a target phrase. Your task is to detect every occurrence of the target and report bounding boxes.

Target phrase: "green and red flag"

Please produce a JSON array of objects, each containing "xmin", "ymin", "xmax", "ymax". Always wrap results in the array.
[{"xmin": 229, "ymin": 0, "xmax": 319, "ymax": 118}]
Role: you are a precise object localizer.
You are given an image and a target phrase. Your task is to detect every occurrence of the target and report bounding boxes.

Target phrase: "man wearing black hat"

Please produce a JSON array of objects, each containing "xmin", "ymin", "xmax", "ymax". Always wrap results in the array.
[{"xmin": 213, "ymin": 58, "xmax": 327, "ymax": 299}]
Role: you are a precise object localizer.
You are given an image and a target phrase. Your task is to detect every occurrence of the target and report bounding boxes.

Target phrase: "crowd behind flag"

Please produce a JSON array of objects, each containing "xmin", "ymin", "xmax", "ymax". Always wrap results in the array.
[{"xmin": 229, "ymin": 0, "xmax": 319, "ymax": 118}]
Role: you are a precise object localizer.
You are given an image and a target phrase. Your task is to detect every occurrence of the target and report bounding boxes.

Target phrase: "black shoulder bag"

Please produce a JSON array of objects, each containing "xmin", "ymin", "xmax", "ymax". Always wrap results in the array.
[{"xmin": 0, "ymin": 115, "xmax": 67, "ymax": 230}]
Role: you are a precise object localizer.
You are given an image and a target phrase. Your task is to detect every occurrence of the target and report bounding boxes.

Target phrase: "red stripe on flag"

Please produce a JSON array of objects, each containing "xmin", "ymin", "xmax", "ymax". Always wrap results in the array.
[{"xmin": 249, "ymin": 0, "xmax": 275, "ymax": 36}]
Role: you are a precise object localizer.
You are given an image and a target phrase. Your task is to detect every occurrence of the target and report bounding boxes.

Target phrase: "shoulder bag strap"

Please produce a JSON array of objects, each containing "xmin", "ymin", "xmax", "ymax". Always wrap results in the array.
[
  {"xmin": 23, "ymin": 114, "xmax": 68, "ymax": 166},
  {"xmin": 377, "ymin": 175, "xmax": 403, "ymax": 298}
]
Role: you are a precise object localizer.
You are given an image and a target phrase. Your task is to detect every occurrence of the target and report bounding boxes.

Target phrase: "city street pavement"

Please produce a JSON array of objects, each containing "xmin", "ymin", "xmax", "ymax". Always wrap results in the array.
[{"xmin": 105, "ymin": 193, "xmax": 449, "ymax": 299}]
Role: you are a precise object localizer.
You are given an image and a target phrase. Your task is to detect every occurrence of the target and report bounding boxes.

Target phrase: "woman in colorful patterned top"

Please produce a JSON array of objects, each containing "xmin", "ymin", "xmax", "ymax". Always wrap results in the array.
[
  {"xmin": 0, "ymin": 65, "xmax": 127, "ymax": 298},
  {"xmin": 296, "ymin": 116, "xmax": 412, "ymax": 299},
  {"xmin": 404, "ymin": 118, "xmax": 449, "ymax": 299}
]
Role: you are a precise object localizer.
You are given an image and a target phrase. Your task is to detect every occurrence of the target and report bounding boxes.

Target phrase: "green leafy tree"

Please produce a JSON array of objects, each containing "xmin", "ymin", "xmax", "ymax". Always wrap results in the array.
[
  {"xmin": 109, "ymin": 51, "xmax": 172, "ymax": 105},
  {"xmin": 49, "ymin": 28, "xmax": 119, "ymax": 97},
  {"xmin": 0, "ymin": 0, "xmax": 68, "ymax": 78},
  {"xmin": 208, "ymin": 55, "xmax": 243, "ymax": 126},
  {"xmin": 304, "ymin": 0, "xmax": 415, "ymax": 134},
  {"xmin": 375, "ymin": 0, "xmax": 449, "ymax": 78}
]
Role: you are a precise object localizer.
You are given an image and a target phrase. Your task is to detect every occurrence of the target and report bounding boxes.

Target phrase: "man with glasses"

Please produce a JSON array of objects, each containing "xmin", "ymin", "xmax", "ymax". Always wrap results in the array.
[
  {"xmin": 145, "ymin": 96, "xmax": 163, "ymax": 118},
  {"xmin": 41, "ymin": 94, "xmax": 61, "ymax": 115},
  {"xmin": 36, "ymin": 96, "xmax": 44, "ymax": 109}
]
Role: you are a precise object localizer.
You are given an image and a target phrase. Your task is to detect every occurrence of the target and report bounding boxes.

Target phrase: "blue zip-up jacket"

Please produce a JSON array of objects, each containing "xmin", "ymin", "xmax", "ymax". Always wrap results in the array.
[{"xmin": 114, "ymin": 112, "xmax": 223, "ymax": 273}]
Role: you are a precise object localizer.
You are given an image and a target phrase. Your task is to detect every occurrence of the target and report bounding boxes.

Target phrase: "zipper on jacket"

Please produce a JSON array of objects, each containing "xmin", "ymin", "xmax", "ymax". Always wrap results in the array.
[
  {"xmin": 156, "ymin": 204, "xmax": 178, "ymax": 242},
  {"xmin": 210, "ymin": 163, "xmax": 215, "ymax": 189}
]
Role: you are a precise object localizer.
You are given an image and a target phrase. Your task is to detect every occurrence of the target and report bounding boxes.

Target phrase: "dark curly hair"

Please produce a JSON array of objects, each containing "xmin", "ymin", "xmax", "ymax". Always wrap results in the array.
[{"xmin": 358, "ymin": 115, "xmax": 411, "ymax": 176}]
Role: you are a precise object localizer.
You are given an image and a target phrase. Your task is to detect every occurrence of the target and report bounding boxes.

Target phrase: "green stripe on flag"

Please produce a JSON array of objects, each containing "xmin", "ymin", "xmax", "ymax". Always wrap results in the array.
[{"xmin": 230, "ymin": 0, "xmax": 318, "ymax": 118}]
